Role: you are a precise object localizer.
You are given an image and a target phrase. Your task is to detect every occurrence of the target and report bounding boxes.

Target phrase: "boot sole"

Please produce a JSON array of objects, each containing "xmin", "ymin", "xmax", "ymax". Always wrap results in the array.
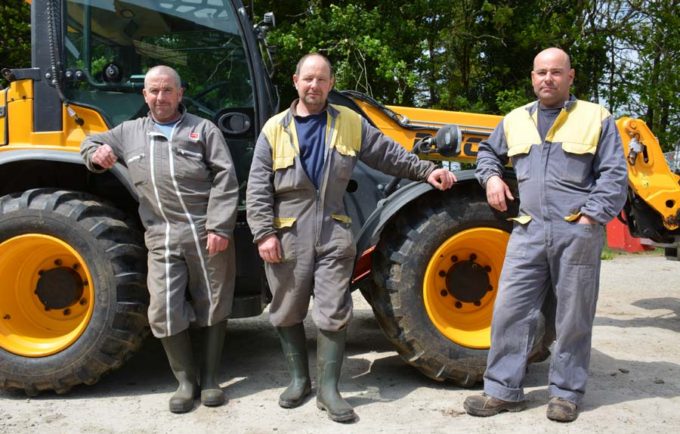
[
  {"xmin": 463, "ymin": 401, "xmax": 526, "ymax": 417},
  {"xmin": 169, "ymin": 399, "xmax": 194, "ymax": 414},
  {"xmin": 278, "ymin": 386, "xmax": 312, "ymax": 409},
  {"xmin": 201, "ymin": 392, "xmax": 225, "ymax": 407},
  {"xmin": 316, "ymin": 401, "xmax": 357, "ymax": 423}
]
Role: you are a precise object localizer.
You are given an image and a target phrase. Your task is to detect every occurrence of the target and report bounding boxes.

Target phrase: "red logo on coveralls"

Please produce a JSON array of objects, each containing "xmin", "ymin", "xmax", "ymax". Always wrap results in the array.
[{"xmin": 189, "ymin": 132, "xmax": 199, "ymax": 142}]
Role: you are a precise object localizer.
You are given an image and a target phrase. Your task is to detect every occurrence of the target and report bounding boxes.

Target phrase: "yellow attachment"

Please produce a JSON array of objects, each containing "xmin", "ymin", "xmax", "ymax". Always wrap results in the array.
[
  {"xmin": 618, "ymin": 117, "xmax": 680, "ymax": 230},
  {"xmin": 0, "ymin": 234, "xmax": 94, "ymax": 357},
  {"xmin": 351, "ymin": 97, "xmax": 501, "ymax": 163},
  {"xmin": 423, "ymin": 227, "xmax": 509, "ymax": 349}
]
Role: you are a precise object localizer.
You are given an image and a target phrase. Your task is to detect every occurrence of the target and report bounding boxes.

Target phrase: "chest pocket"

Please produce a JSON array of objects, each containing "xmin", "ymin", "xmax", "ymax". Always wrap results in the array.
[
  {"xmin": 125, "ymin": 147, "xmax": 148, "ymax": 187},
  {"xmin": 508, "ymin": 142, "xmax": 534, "ymax": 182},
  {"xmin": 331, "ymin": 147, "xmax": 356, "ymax": 182},
  {"xmin": 271, "ymin": 133, "xmax": 299, "ymax": 191},
  {"xmin": 173, "ymin": 142, "xmax": 209, "ymax": 181},
  {"xmin": 560, "ymin": 142, "xmax": 596, "ymax": 184}
]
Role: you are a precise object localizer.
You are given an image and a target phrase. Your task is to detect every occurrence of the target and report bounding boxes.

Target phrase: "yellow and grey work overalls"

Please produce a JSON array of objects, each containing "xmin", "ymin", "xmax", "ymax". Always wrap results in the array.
[
  {"xmin": 246, "ymin": 102, "xmax": 435, "ymax": 331},
  {"xmin": 475, "ymin": 98, "xmax": 628, "ymax": 405}
]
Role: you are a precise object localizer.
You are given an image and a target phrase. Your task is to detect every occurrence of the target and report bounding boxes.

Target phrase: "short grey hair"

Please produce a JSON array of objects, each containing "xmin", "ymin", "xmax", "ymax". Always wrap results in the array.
[
  {"xmin": 295, "ymin": 53, "xmax": 334, "ymax": 77},
  {"xmin": 145, "ymin": 65, "xmax": 182, "ymax": 89}
]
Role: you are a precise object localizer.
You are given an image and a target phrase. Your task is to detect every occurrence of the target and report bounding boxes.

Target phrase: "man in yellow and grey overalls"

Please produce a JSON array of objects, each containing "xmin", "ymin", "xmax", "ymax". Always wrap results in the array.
[
  {"xmin": 464, "ymin": 48, "xmax": 628, "ymax": 422},
  {"xmin": 246, "ymin": 53, "xmax": 456, "ymax": 423}
]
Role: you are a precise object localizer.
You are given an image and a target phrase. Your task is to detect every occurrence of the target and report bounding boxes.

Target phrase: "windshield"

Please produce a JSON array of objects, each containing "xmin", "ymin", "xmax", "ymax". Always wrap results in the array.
[{"xmin": 64, "ymin": 0, "xmax": 254, "ymax": 126}]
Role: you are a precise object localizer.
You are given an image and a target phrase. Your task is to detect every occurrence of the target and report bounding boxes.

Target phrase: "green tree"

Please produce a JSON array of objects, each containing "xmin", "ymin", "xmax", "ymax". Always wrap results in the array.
[{"xmin": 0, "ymin": 0, "xmax": 31, "ymax": 88}]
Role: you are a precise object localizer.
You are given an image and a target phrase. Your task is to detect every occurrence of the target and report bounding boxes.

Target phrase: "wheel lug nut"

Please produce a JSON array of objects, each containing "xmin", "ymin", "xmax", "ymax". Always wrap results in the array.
[
  {"xmin": 63, "ymin": 308, "xmax": 71, "ymax": 316},
  {"xmin": 79, "ymin": 298, "xmax": 87, "ymax": 305},
  {"xmin": 450, "ymin": 255, "xmax": 458, "ymax": 263},
  {"xmin": 440, "ymin": 290, "xmax": 447, "ymax": 297},
  {"xmin": 454, "ymin": 301, "xmax": 462, "ymax": 309},
  {"xmin": 54, "ymin": 259, "xmax": 63, "ymax": 266},
  {"xmin": 469, "ymin": 253, "xmax": 477, "ymax": 261}
]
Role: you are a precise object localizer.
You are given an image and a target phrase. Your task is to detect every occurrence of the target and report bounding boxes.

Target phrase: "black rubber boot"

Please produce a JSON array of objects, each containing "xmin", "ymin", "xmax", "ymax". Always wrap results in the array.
[
  {"xmin": 276, "ymin": 324, "xmax": 312, "ymax": 408},
  {"xmin": 160, "ymin": 330, "xmax": 198, "ymax": 414},
  {"xmin": 200, "ymin": 321, "xmax": 227, "ymax": 407},
  {"xmin": 316, "ymin": 328, "xmax": 357, "ymax": 423}
]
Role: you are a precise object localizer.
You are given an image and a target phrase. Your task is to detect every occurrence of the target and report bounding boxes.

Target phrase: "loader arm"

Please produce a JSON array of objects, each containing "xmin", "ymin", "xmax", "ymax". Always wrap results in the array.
[{"xmin": 618, "ymin": 117, "xmax": 680, "ymax": 231}]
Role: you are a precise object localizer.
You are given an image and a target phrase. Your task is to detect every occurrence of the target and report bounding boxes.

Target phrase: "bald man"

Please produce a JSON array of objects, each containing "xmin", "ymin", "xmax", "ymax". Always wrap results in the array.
[
  {"xmin": 81, "ymin": 65, "xmax": 239, "ymax": 413},
  {"xmin": 464, "ymin": 48, "xmax": 627, "ymax": 422}
]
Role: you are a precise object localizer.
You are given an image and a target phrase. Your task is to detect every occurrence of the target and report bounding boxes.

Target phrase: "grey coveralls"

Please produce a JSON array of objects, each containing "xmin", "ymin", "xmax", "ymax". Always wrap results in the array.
[
  {"xmin": 475, "ymin": 97, "xmax": 628, "ymax": 405},
  {"xmin": 246, "ymin": 101, "xmax": 435, "ymax": 331},
  {"xmin": 81, "ymin": 108, "xmax": 239, "ymax": 338}
]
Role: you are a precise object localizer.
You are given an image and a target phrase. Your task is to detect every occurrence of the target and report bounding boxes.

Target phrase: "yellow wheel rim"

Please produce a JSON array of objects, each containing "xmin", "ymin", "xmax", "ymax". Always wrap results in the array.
[
  {"xmin": 423, "ymin": 227, "xmax": 509, "ymax": 349},
  {"xmin": 0, "ymin": 234, "xmax": 95, "ymax": 357}
]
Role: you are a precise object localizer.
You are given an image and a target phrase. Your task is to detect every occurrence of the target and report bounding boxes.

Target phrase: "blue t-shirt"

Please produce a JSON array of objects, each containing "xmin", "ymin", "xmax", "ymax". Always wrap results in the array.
[
  {"xmin": 294, "ymin": 112, "xmax": 327, "ymax": 189},
  {"xmin": 154, "ymin": 119, "xmax": 179, "ymax": 139}
]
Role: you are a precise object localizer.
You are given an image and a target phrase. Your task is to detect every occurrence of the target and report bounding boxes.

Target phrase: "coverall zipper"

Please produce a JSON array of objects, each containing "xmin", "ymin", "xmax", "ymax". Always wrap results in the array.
[{"xmin": 315, "ymin": 112, "xmax": 335, "ymax": 247}]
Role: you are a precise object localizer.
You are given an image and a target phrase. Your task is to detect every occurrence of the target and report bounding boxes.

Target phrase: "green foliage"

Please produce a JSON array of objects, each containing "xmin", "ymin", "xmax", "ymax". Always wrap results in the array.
[
  {"xmin": 496, "ymin": 89, "xmax": 532, "ymax": 115},
  {"xmin": 0, "ymin": 0, "xmax": 31, "ymax": 88},
  {"xmin": 2, "ymin": 0, "xmax": 677, "ymax": 144}
]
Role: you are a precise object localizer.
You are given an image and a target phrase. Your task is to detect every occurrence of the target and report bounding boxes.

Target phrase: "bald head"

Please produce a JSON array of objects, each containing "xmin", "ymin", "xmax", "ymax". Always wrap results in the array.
[
  {"xmin": 531, "ymin": 47, "xmax": 575, "ymax": 108},
  {"xmin": 145, "ymin": 65, "xmax": 182, "ymax": 89},
  {"xmin": 533, "ymin": 48, "xmax": 571, "ymax": 70}
]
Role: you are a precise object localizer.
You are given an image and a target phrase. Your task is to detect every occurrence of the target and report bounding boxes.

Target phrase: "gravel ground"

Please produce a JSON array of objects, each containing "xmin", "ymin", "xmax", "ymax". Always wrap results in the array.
[{"xmin": 1, "ymin": 252, "xmax": 679, "ymax": 433}]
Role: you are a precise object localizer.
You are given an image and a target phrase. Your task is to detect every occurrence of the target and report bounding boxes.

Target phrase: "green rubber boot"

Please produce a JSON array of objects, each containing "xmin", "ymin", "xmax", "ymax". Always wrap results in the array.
[
  {"xmin": 200, "ymin": 321, "xmax": 227, "ymax": 407},
  {"xmin": 316, "ymin": 328, "xmax": 357, "ymax": 423},
  {"xmin": 160, "ymin": 330, "xmax": 198, "ymax": 414},
  {"xmin": 276, "ymin": 324, "xmax": 312, "ymax": 408}
]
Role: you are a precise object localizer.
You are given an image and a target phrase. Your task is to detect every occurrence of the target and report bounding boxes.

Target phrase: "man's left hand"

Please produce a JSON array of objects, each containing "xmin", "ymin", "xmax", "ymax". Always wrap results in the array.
[
  {"xmin": 577, "ymin": 215, "xmax": 596, "ymax": 225},
  {"xmin": 427, "ymin": 168, "xmax": 457, "ymax": 191},
  {"xmin": 206, "ymin": 232, "xmax": 229, "ymax": 255}
]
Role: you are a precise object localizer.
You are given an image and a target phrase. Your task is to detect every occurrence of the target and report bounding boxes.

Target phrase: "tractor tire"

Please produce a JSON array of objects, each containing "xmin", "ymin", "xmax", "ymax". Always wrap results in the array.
[
  {"xmin": 368, "ymin": 189, "xmax": 544, "ymax": 386},
  {"xmin": 0, "ymin": 189, "xmax": 148, "ymax": 395}
]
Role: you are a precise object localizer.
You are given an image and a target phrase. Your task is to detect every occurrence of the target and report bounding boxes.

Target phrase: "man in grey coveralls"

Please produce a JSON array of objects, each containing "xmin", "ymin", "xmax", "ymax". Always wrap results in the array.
[
  {"xmin": 464, "ymin": 48, "xmax": 628, "ymax": 422},
  {"xmin": 81, "ymin": 65, "xmax": 239, "ymax": 413},
  {"xmin": 246, "ymin": 53, "xmax": 456, "ymax": 422}
]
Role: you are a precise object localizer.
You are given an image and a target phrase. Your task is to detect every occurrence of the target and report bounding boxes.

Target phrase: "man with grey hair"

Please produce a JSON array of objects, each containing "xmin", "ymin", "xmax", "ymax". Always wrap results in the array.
[
  {"xmin": 464, "ymin": 48, "xmax": 628, "ymax": 422},
  {"xmin": 81, "ymin": 65, "xmax": 239, "ymax": 413}
]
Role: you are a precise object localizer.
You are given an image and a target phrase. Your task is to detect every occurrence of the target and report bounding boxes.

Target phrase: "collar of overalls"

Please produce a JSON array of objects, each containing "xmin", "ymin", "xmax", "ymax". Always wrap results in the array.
[{"xmin": 524, "ymin": 94, "xmax": 577, "ymax": 116}]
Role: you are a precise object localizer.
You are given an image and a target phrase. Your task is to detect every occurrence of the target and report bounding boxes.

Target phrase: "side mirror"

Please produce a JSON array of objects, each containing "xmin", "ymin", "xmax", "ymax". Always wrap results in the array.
[
  {"xmin": 434, "ymin": 124, "xmax": 462, "ymax": 157},
  {"xmin": 413, "ymin": 124, "xmax": 462, "ymax": 157},
  {"xmin": 217, "ymin": 110, "xmax": 252, "ymax": 136},
  {"xmin": 263, "ymin": 12, "xmax": 275, "ymax": 27}
]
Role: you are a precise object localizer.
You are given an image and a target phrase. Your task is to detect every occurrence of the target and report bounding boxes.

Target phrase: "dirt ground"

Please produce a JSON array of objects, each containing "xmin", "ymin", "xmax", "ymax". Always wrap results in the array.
[{"xmin": 1, "ymin": 252, "xmax": 680, "ymax": 433}]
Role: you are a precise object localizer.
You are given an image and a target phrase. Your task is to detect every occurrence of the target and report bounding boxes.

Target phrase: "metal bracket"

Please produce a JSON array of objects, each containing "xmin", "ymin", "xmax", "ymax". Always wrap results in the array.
[{"xmin": 1, "ymin": 68, "xmax": 42, "ymax": 82}]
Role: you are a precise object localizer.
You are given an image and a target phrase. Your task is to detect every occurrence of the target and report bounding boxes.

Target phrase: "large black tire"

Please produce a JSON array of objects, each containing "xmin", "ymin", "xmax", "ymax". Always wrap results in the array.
[
  {"xmin": 369, "ymin": 189, "xmax": 543, "ymax": 386},
  {"xmin": 0, "ymin": 189, "xmax": 148, "ymax": 395}
]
